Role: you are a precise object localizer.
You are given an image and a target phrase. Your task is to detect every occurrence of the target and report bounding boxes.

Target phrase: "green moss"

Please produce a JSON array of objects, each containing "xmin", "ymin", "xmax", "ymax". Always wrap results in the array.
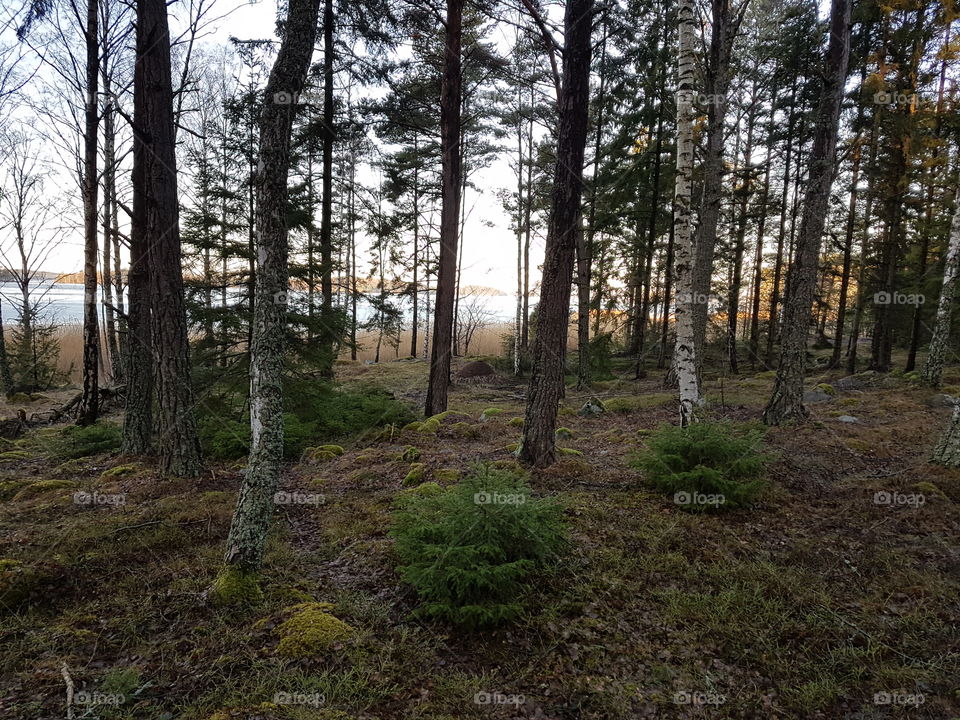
[
  {"xmin": 8, "ymin": 392, "xmax": 31, "ymax": 403},
  {"xmin": 505, "ymin": 442, "xmax": 520, "ymax": 453},
  {"xmin": 0, "ymin": 480, "xmax": 29, "ymax": 501},
  {"xmin": 398, "ymin": 446, "xmax": 421, "ymax": 462},
  {"xmin": 100, "ymin": 463, "xmax": 141, "ymax": 479},
  {"xmin": 558, "ymin": 407, "xmax": 575, "ymax": 416},
  {"xmin": 402, "ymin": 421, "xmax": 423, "ymax": 433},
  {"xmin": 0, "ymin": 450, "xmax": 30, "ymax": 460},
  {"xmin": 403, "ymin": 463, "xmax": 427, "ymax": 487},
  {"xmin": 418, "ymin": 417, "xmax": 441, "ymax": 434},
  {"xmin": 0, "ymin": 559, "xmax": 41, "ymax": 608},
  {"xmin": 557, "ymin": 447, "xmax": 583, "ymax": 456},
  {"xmin": 302, "ymin": 445, "xmax": 344, "ymax": 463},
  {"xmin": 13, "ymin": 479, "xmax": 76, "ymax": 501},
  {"xmin": 434, "ymin": 468, "xmax": 460, "ymax": 483},
  {"xmin": 912, "ymin": 482, "xmax": 947, "ymax": 500},
  {"xmin": 402, "ymin": 480, "xmax": 445, "ymax": 498},
  {"xmin": 451, "ymin": 422, "xmax": 478, "ymax": 438},
  {"xmin": 555, "ymin": 427, "xmax": 574, "ymax": 439},
  {"xmin": 815, "ymin": 383, "xmax": 836, "ymax": 396},
  {"xmin": 508, "ymin": 417, "xmax": 524, "ymax": 428},
  {"xmin": 274, "ymin": 602, "xmax": 354, "ymax": 658},
  {"xmin": 209, "ymin": 567, "xmax": 263, "ymax": 608},
  {"xmin": 479, "ymin": 407, "xmax": 503, "ymax": 422}
]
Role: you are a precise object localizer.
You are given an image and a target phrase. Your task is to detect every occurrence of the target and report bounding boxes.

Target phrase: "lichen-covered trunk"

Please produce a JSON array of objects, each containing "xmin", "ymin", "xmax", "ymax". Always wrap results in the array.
[
  {"xmin": 223, "ymin": 0, "xmax": 321, "ymax": 572},
  {"xmin": 135, "ymin": 0, "xmax": 202, "ymax": 476},
  {"xmin": 424, "ymin": 0, "xmax": 464, "ymax": 417},
  {"xmin": 77, "ymin": 0, "xmax": 100, "ymax": 426},
  {"xmin": 921, "ymin": 199, "xmax": 960, "ymax": 388},
  {"xmin": 101, "ymin": 78, "xmax": 123, "ymax": 384},
  {"xmin": 932, "ymin": 404, "xmax": 960, "ymax": 466},
  {"xmin": 672, "ymin": 0, "xmax": 700, "ymax": 427},
  {"xmin": 763, "ymin": 0, "xmax": 851, "ymax": 425},
  {"xmin": 519, "ymin": 0, "xmax": 593, "ymax": 467}
]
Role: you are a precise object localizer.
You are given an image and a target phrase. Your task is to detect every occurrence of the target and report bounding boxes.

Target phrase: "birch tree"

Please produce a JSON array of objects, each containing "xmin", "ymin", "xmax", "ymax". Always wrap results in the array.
[{"xmin": 671, "ymin": 0, "xmax": 701, "ymax": 427}]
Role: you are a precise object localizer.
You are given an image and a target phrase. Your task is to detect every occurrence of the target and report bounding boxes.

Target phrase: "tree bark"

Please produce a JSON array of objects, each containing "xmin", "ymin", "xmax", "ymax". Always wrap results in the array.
[
  {"xmin": 921, "ymin": 196, "xmax": 960, "ymax": 388},
  {"xmin": 135, "ymin": 0, "xmax": 203, "ymax": 475},
  {"xmin": 424, "ymin": 0, "xmax": 463, "ymax": 417},
  {"xmin": 77, "ymin": 0, "xmax": 100, "ymax": 426},
  {"xmin": 519, "ymin": 0, "xmax": 593, "ymax": 467},
  {"xmin": 727, "ymin": 101, "xmax": 755, "ymax": 375},
  {"xmin": 318, "ymin": 0, "xmax": 336, "ymax": 373},
  {"xmin": 223, "ymin": 0, "xmax": 321, "ymax": 572},
  {"xmin": 932, "ymin": 404, "xmax": 960, "ymax": 466},
  {"xmin": 763, "ymin": 0, "xmax": 851, "ymax": 425},
  {"xmin": 671, "ymin": 0, "xmax": 700, "ymax": 426}
]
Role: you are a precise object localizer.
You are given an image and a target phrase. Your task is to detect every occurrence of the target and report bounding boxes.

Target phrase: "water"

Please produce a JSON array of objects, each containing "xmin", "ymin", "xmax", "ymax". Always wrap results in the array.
[{"xmin": 0, "ymin": 281, "xmax": 519, "ymax": 325}]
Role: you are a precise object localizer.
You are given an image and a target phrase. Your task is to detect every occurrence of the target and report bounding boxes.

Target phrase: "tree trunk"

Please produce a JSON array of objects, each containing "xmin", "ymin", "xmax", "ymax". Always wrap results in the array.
[
  {"xmin": 318, "ymin": 0, "xmax": 336, "ymax": 374},
  {"xmin": 223, "ymin": 0, "xmax": 321, "ymax": 574},
  {"xmin": 932, "ymin": 404, "xmax": 960, "ymax": 466},
  {"xmin": 671, "ymin": 0, "xmax": 700, "ymax": 426},
  {"xmin": 424, "ymin": 0, "xmax": 463, "ymax": 417},
  {"xmin": 921, "ymin": 197, "xmax": 960, "ymax": 388},
  {"xmin": 727, "ymin": 102, "xmax": 756, "ymax": 375},
  {"xmin": 657, "ymin": 203, "xmax": 675, "ymax": 370},
  {"xmin": 519, "ymin": 0, "xmax": 593, "ymax": 467},
  {"xmin": 763, "ymin": 0, "xmax": 851, "ymax": 425},
  {"xmin": 829, "ymin": 131, "xmax": 861, "ymax": 368},
  {"xmin": 77, "ymin": 0, "xmax": 100, "ymax": 426},
  {"xmin": 136, "ymin": 0, "xmax": 202, "ymax": 475},
  {"xmin": 747, "ymin": 97, "xmax": 775, "ymax": 367},
  {"xmin": 101, "ymin": 70, "xmax": 122, "ymax": 383}
]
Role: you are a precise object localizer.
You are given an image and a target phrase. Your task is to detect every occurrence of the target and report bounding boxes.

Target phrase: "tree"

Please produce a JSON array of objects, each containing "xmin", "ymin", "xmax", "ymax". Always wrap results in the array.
[
  {"xmin": 131, "ymin": 0, "xmax": 203, "ymax": 474},
  {"xmin": 763, "ymin": 0, "xmax": 852, "ymax": 425},
  {"xmin": 921, "ymin": 197, "xmax": 960, "ymax": 388},
  {"xmin": 221, "ymin": 0, "xmax": 322, "ymax": 579},
  {"xmin": 519, "ymin": 0, "xmax": 594, "ymax": 467},
  {"xmin": 671, "ymin": 0, "xmax": 700, "ymax": 427},
  {"xmin": 424, "ymin": 0, "xmax": 464, "ymax": 417}
]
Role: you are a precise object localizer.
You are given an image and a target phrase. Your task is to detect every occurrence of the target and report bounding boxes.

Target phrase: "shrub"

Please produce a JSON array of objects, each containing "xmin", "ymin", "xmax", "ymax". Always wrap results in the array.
[
  {"xmin": 390, "ymin": 462, "xmax": 566, "ymax": 628},
  {"xmin": 630, "ymin": 422, "xmax": 768, "ymax": 512},
  {"xmin": 47, "ymin": 422, "xmax": 122, "ymax": 460}
]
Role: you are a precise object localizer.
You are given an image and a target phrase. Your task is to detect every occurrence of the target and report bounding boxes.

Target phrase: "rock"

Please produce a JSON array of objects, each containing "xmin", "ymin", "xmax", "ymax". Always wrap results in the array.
[
  {"xmin": 929, "ymin": 394, "xmax": 959, "ymax": 407},
  {"xmin": 578, "ymin": 397, "xmax": 606, "ymax": 416},
  {"xmin": 803, "ymin": 389, "xmax": 833, "ymax": 404},
  {"xmin": 836, "ymin": 415, "xmax": 859, "ymax": 423},
  {"xmin": 454, "ymin": 360, "xmax": 497, "ymax": 383}
]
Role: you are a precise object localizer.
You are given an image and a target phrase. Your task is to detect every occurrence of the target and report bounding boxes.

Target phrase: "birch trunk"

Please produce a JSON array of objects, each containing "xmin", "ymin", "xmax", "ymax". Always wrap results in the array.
[
  {"xmin": 672, "ymin": 0, "xmax": 700, "ymax": 427},
  {"xmin": 222, "ymin": 0, "xmax": 321, "ymax": 573},
  {"xmin": 763, "ymin": 0, "xmax": 851, "ymax": 425}
]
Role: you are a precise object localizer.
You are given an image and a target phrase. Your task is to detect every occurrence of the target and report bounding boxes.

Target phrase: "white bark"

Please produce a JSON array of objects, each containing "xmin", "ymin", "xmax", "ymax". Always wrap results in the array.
[{"xmin": 672, "ymin": 0, "xmax": 701, "ymax": 427}]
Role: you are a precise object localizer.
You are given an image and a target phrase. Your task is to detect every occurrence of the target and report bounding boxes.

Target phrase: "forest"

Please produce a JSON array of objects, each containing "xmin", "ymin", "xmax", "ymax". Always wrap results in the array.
[{"xmin": 0, "ymin": 0, "xmax": 958, "ymax": 716}]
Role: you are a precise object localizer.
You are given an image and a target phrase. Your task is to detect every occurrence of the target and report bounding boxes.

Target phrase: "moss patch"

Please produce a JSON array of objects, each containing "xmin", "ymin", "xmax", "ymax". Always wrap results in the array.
[
  {"xmin": 13, "ymin": 479, "xmax": 76, "ymax": 501},
  {"xmin": 209, "ymin": 567, "xmax": 263, "ymax": 608},
  {"xmin": 274, "ymin": 602, "xmax": 354, "ymax": 659},
  {"xmin": 403, "ymin": 463, "xmax": 427, "ymax": 487}
]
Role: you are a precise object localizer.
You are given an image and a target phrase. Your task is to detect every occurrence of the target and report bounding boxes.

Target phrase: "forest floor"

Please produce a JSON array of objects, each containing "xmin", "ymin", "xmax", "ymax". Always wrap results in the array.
[{"xmin": 0, "ymin": 351, "xmax": 958, "ymax": 720}]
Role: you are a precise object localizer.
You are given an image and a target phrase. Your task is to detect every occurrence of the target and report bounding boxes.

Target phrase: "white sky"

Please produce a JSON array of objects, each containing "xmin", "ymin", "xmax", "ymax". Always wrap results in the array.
[{"xmin": 1, "ymin": 0, "xmax": 547, "ymax": 297}]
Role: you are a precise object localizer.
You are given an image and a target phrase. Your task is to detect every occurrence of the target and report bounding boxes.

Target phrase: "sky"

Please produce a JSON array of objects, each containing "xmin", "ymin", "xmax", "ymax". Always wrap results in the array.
[{"xmin": 0, "ymin": 0, "xmax": 548, "ymax": 298}]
